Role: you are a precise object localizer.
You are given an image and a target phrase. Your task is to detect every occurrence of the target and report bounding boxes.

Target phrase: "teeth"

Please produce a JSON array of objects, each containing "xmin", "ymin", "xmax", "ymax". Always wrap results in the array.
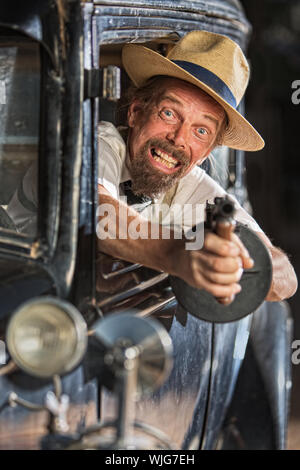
[
  {"xmin": 155, "ymin": 149, "xmax": 178, "ymax": 164},
  {"xmin": 153, "ymin": 155, "xmax": 176, "ymax": 168}
]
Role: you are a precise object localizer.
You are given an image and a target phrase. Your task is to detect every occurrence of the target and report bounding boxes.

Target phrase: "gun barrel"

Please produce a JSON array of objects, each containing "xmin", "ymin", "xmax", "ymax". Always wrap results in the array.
[
  {"xmin": 214, "ymin": 197, "xmax": 235, "ymax": 219},
  {"xmin": 219, "ymin": 201, "xmax": 235, "ymax": 218}
]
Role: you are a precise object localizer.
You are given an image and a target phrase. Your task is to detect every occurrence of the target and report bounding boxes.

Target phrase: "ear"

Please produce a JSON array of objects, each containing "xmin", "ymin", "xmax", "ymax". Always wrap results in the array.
[{"xmin": 127, "ymin": 100, "xmax": 143, "ymax": 128}]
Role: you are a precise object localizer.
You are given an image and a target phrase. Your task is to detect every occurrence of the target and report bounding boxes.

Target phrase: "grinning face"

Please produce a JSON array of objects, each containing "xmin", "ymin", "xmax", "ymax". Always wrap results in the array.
[{"xmin": 127, "ymin": 78, "xmax": 226, "ymax": 198}]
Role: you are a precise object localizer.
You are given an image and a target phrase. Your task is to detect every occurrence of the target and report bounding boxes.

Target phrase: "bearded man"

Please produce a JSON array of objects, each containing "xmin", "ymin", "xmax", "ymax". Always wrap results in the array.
[{"xmin": 99, "ymin": 31, "xmax": 297, "ymax": 303}]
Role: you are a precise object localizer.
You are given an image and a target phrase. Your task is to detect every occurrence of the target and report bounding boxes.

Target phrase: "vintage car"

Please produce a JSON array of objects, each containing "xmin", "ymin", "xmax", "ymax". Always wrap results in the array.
[{"xmin": 0, "ymin": 0, "xmax": 292, "ymax": 450}]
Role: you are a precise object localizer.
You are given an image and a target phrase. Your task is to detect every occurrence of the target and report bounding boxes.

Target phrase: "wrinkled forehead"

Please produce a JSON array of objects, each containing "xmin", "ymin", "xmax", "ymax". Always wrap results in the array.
[{"xmin": 149, "ymin": 76, "xmax": 226, "ymax": 118}]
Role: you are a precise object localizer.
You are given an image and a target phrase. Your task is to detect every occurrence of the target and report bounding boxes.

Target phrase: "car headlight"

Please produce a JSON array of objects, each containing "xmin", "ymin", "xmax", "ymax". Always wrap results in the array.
[{"xmin": 6, "ymin": 296, "xmax": 87, "ymax": 378}]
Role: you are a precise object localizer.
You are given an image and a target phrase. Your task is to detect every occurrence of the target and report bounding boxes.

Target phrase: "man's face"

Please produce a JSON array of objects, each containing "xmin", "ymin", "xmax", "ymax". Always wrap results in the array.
[{"xmin": 127, "ymin": 78, "xmax": 225, "ymax": 197}]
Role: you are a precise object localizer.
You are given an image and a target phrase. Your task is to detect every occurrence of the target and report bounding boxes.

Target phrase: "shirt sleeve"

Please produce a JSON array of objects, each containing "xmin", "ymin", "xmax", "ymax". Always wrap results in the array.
[
  {"xmin": 175, "ymin": 167, "xmax": 263, "ymax": 233},
  {"xmin": 98, "ymin": 139, "xmax": 120, "ymax": 199},
  {"xmin": 97, "ymin": 121, "xmax": 126, "ymax": 199},
  {"xmin": 201, "ymin": 172, "xmax": 263, "ymax": 232}
]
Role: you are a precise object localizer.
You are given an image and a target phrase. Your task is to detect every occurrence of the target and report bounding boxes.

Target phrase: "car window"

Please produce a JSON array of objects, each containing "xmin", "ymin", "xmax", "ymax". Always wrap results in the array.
[{"xmin": 0, "ymin": 36, "xmax": 39, "ymax": 236}]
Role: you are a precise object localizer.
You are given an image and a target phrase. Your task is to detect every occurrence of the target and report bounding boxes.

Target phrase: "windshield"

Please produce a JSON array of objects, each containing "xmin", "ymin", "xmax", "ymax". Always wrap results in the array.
[{"xmin": 0, "ymin": 36, "xmax": 39, "ymax": 236}]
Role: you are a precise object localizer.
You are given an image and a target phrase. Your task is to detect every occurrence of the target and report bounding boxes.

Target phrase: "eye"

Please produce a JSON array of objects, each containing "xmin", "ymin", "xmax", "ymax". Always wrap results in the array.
[
  {"xmin": 196, "ymin": 127, "xmax": 208, "ymax": 136},
  {"xmin": 194, "ymin": 127, "xmax": 212, "ymax": 141},
  {"xmin": 159, "ymin": 108, "xmax": 177, "ymax": 122}
]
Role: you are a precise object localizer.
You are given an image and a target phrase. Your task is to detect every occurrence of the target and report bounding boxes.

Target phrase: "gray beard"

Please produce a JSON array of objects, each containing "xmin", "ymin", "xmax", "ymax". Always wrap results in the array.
[{"xmin": 129, "ymin": 138, "xmax": 190, "ymax": 198}]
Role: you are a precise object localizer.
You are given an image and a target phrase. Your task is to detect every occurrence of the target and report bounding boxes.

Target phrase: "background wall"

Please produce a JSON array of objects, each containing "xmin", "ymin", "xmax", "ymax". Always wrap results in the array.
[{"xmin": 240, "ymin": 0, "xmax": 300, "ymax": 449}]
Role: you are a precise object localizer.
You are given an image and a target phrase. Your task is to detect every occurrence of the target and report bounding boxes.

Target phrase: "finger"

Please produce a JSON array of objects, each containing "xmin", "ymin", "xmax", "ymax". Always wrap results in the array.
[
  {"xmin": 193, "ymin": 272, "xmax": 242, "ymax": 298},
  {"xmin": 204, "ymin": 232, "xmax": 240, "ymax": 258},
  {"xmin": 193, "ymin": 250, "xmax": 242, "ymax": 274},
  {"xmin": 216, "ymin": 294, "xmax": 235, "ymax": 305},
  {"xmin": 230, "ymin": 233, "xmax": 254, "ymax": 269},
  {"xmin": 202, "ymin": 267, "xmax": 244, "ymax": 285}
]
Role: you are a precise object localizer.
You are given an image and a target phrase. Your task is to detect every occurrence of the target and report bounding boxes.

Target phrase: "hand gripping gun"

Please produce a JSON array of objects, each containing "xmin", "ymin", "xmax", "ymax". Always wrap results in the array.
[{"xmin": 169, "ymin": 196, "xmax": 272, "ymax": 323}]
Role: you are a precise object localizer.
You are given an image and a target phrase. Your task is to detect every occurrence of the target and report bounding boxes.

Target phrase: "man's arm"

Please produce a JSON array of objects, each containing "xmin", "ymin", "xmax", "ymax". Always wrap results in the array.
[
  {"xmin": 256, "ymin": 232, "xmax": 298, "ymax": 301},
  {"xmin": 97, "ymin": 184, "xmax": 298, "ymax": 302},
  {"xmin": 97, "ymin": 184, "xmax": 253, "ymax": 300}
]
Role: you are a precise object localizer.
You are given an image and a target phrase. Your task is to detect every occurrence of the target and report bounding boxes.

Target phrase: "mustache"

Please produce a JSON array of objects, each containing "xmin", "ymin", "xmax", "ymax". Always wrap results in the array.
[
  {"xmin": 128, "ymin": 137, "xmax": 191, "ymax": 198},
  {"xmin": 146, "ymin": 138, "xmax": 190, "ymax": 166}
]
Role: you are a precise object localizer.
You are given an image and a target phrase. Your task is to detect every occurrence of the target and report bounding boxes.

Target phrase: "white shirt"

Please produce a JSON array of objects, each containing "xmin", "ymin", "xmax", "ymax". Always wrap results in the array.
[{"xmin": 98, "ymin": 121, "xmax": 262, "ymax": 233}]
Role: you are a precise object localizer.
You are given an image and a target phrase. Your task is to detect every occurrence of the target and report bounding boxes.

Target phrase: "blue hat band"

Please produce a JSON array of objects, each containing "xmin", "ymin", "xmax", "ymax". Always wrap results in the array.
[{"xmin": 171, "ymin": 60, "xmax": 237, "ymax": 109}]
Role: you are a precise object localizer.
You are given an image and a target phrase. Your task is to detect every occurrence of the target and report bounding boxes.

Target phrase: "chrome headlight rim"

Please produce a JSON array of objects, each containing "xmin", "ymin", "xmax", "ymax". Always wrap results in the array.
[{"xmin": 6, "ymin": 296, "xmax": 88, "ymax": 379}]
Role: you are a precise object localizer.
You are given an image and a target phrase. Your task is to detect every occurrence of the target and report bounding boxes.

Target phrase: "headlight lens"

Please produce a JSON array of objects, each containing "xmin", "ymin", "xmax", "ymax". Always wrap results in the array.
[{"xmin": 7, "ymin": 297, "xmax": 87, "ymax": 378}]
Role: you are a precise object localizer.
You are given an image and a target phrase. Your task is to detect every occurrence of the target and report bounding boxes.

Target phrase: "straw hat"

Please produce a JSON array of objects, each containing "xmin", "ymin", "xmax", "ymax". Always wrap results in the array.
[{"xmin": 122, "ymin": 30, "xmax": 264, "ymax": 151}]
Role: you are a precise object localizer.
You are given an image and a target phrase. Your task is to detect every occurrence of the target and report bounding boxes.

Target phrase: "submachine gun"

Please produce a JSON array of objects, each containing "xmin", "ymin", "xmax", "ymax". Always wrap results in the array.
[{"xmin": 169, "ymin": 196, "xmax": 273, "ymax": 323}]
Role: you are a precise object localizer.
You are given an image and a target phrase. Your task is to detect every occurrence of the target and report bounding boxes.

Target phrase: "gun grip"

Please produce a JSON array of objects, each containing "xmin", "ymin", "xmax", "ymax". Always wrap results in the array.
[
  {"xmin": 215, "ymin": 219, "xmax": 235, "ymax": 241},
  {"xmin": 215, "ymin": 219, "xmax": 237, "ymax": 305}
]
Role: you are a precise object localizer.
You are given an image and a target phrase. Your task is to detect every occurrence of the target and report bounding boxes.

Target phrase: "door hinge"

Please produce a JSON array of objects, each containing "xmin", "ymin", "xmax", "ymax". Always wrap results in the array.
[{"xmin": 84, "ymin": 66, "xmax": 121, "ymax": 101}]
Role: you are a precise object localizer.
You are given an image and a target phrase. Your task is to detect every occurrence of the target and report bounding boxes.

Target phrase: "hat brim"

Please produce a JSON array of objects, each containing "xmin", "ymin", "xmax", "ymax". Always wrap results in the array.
[{"xmin": 122, "ymin": 44, "xmax": 265, "ymax": 152}]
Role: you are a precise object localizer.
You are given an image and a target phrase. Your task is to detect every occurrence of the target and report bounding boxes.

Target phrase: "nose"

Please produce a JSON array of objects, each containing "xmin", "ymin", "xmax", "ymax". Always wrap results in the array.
[{"xmin": 166, "ymin": 123, "xmax": 189, "ymax": 150}]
